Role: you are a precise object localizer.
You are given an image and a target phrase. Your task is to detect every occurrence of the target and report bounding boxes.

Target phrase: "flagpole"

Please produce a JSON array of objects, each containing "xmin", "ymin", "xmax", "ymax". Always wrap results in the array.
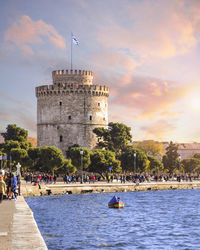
[{"xmin": 71, "ymin": 32, "xmax": 73, "ymax": 70}]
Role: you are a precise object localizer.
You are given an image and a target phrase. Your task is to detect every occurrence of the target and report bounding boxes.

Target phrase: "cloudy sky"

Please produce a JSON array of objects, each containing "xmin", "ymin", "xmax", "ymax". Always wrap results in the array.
[{"xmin": 0, "ymin": 0, "xmax": 200, "ymax": 143}]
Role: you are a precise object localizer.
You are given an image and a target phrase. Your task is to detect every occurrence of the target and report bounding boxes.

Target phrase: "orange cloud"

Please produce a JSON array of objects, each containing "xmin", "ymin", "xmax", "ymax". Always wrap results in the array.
[
  {"xmin": 160, "ymin": 111, "xmax": 179, "ymax": 118},
  {"xmin": 141, "ymin": 120, "xmax": 176, "ymax": 140},
  {"xmin": 111, "ymin": 77, "xmax": 196, "ymax": 119},
  {"xmin": 109, "ymin": 114, "xmax": 126, "ymax": 122},
  {"xmin": 91, "ymin": 50, "xmax": 140, "ymax": 86},
  {"xmin": 96, "ymin": 0, "xmax": 198, "ymax": 61},
  {"xmin": 4, "ymin": 15, "xmax": 65, "ymax": 56}
]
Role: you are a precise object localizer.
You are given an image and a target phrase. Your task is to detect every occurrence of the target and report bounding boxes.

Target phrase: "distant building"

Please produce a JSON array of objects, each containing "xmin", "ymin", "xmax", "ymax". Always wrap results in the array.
[
  {"xmin": 163, "ymin": 142, "xmax": 200, "ymax": 159},
  {"xmin": 35, "ymin": 69, "xmax": 109, "ymax": 156}
]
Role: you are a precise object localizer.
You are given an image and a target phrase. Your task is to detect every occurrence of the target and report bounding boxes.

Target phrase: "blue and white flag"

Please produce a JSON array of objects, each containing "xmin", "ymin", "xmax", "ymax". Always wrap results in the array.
[
  {"xmin": 72, "ymin": 33, "xmax": 79, "ymax": 45},
  {"xmin": 2, "ymin": 155, "xmax": 7, "ymax": 160}
]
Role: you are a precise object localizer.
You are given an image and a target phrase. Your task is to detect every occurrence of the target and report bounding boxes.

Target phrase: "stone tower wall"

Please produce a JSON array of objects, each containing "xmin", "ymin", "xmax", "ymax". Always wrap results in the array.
[
  {"xmin": 52, "ymin": 70, "xmax": 93, "ymax": 85},
  {"xmin": 36, "ymin": 70, "xmax": 109, "ymax": 156}
]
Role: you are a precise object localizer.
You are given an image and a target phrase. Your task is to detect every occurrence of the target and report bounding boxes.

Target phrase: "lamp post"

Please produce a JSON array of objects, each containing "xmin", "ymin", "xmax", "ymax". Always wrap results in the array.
[
  {"xmin": 133, "ymin": 151, "xmax": 137, "ymax": 174},
  {"xmin": 80, "ymin": 149, "xmax": 83, "ymax": 184},
  {"xmin": 178, "ymin": 155, "xmax": 181, "ymax": 172}
]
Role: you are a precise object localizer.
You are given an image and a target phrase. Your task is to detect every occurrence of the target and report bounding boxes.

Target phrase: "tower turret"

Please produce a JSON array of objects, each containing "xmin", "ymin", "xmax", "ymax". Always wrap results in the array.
[{"xmin": 52, "ymin": 69, "xmax": 93, "ymax": 86}]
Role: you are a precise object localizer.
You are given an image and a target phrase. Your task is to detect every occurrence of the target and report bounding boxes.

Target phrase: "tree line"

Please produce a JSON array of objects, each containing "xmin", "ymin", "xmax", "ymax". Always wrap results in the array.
[{"xmin": 0, "ymin": 123, "xmax": 200, "ymax": 176}]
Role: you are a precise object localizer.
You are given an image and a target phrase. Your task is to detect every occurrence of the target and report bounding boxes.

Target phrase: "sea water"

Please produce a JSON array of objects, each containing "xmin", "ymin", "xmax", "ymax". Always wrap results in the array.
[{"xmin": 26, "ymin": 189, "xmax": 200, "ymax": 249}]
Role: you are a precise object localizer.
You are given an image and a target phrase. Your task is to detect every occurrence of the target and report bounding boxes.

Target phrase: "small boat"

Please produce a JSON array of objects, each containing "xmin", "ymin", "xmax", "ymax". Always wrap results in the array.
[{"xmin": 108, "ymin": 196, "xmax": 125, "ymax": 208}]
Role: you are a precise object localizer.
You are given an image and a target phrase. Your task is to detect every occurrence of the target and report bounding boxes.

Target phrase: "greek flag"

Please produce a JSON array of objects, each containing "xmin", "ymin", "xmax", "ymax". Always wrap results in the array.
[{"xmin": 72, "ymin": 33, "xmax": 79, "ymax": 45}]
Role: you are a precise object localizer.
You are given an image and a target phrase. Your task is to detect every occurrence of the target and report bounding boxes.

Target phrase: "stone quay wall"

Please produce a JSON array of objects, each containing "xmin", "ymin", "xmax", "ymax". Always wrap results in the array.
[{"xmin": 21, "ymin": 181, "xmax": 200, "ymax": 197}]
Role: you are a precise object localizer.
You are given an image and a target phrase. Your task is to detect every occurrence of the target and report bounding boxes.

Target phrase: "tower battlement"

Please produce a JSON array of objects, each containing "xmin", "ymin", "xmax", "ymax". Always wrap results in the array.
[
  {"xmin": 52, "ymin": 69, "xmax": 93, "ymax": 76},
  {"xmin": 35, "ymin": 83, "xmax": 109, "ymax": 97},
  {"xmin": 52, "ymin": 69, "xmax": 93, "ymax": 86}
]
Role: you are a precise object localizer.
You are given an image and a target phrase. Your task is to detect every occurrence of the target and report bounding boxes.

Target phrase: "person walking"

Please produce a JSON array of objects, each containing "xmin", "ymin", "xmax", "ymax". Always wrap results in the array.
[
  {"xmin": 0, "ymin": 176, "xmax": 6, "ymax": 203},
  {"xmin": 11, "ymin": 174, "xmax": 18, "ymax": 200}
]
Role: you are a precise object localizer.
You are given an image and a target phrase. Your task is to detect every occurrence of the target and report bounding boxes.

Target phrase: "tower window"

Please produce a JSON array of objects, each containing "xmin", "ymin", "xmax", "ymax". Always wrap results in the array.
[
  {"xmin": 89, "ymin": 115, "xmax": 92, "ymax": 121},
  {"xmin": 60, "ymin": 135, "xmax": 63, "ymax": 142},
  {"xmin": 59, "ymin": 101, "xmax": 62, "ymax": 106},
  {"xmin": 68, "ymin": 115, "xmax": 71, "ymax": 120},
  {"xmin": 98, "ymin": 103, "xmax": 100, "ymax": 107}
]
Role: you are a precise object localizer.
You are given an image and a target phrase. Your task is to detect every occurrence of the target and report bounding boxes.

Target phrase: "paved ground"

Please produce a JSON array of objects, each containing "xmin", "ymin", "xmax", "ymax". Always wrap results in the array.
[
  {"xmin": 0, "ymin": 196, "xmax": 47, "ymax": 250},
  {"xmin": 0, "ymin": 199, "xmax": 15, "ymax": 250}
]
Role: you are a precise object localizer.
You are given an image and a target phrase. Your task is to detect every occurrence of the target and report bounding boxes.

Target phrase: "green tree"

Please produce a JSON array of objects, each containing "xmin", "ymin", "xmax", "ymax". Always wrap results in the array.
[
  {"xmin": 20, "ymin": 141, "xmax": 32, "ymax": 150},
  {"xmin": 2, "ymin": 124, "xmax": 28, "ymax": 142},
  {"xmin": 134, "ymin": 140, "xmax": 163, "ymax": 157},
  {"xmin": 10, "ymin": 148, "xmax": 28, "ymax": 170},
  {"xmin": 147, "ymin": 155, "xmax": 164, "ymax": 173},
  {"xmin": 93, "ymin": 122, "xmax": 132, "ymax": 153},
  {"xmin": 1, "ymin": 140, "xmax": 20, "ymax": 155},
  {"xmin": 193, "ymin": 153, "xmax": 200, "ymax": 160},
  {"xmin": 120, "ymin": 146, "xmax": 149, "ymax": 173},
  {"xmin": 182, "ymin": 158, "xmax": 200, "ymax": 173},
  {"xmin": 38, "ymin": 146, "xmax": 64, "ymax": 174},
  {"xmin": 68, "ymin": 147, "xmax": 91, "ymax": 171},
  {"xmin": 59, "ymin": 159, "xmax": 76, "ymax": 174},
  {"xmin": 27, "ymin": 147, "xmax": 41, "ymax": 171},
  {"xmin": 162, "ymin": 141, "xmax": 179, "ymax": 173},
  {"xmin": 89, "ymin": 149, "xmax": 121, "ymax": 177},
  {"xmin": 0, "ymin": 151, "xmax": 7, "ymax": 169}
]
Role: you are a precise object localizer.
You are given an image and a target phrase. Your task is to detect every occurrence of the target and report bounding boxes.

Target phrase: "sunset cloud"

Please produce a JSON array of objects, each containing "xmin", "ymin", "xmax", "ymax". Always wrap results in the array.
[
  {"xmin": 141, "ymin": 120, "xmax": 176, "ymax": 140},
  {"xmin": 4, "ymin": 15, "xmax": 65, "ymax": 56},
  {"xmin": 96, "ymin": 0, "xmax": 199, "ymax": 63},
  {"xmin": 110, "ymin": 76, "xmax": 196, "ymax": 119},
  {"xmin": 0, "ymin": 94, "xmax": 36, "ymax": 136},
  {"xmin": 1, "ymin": 0, "xmax": 200, "ymax": 143}
]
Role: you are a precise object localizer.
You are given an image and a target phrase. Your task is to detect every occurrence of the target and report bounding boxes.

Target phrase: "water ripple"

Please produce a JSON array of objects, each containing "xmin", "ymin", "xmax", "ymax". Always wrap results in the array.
[{"xmin": 26, "ymin": 189, "xmax": 200, "ymax": 250}]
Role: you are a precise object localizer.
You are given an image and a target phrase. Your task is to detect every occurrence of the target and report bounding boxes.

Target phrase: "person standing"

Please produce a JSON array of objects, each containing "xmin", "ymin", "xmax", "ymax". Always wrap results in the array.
[
  {"xmin": 11, "ymin": 174, "xmax": 18, "ymax": 200},
  {"xmin": 0, "ymin": 176, "xmax": 6, "ymax": 203}
]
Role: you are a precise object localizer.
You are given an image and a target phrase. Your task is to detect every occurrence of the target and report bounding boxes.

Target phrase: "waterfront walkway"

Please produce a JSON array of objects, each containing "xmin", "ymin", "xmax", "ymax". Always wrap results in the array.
[{"xmin": 0, "ymin": 196, "xmax": 47, "ymax": 250}]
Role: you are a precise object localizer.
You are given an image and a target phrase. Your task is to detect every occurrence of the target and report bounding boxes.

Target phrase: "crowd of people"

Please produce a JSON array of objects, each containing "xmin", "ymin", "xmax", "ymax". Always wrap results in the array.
[
  {"xmin": 106, "ymin": 173, "xmax": 197, "ymax": 184},
  {"xmin": 1, "ymin": 171, "xmax": 197, "ymax": 197},
  {"xmin": 0, "ymin": 171, "xmax": 21, "ymax": 203},
  {"xmin": 22, "ymin": 172, "xmax": 200, "ymax": 186},
  {"xmin": 23, "ymin": 173, "xmax": 57, "ymax": 185}
]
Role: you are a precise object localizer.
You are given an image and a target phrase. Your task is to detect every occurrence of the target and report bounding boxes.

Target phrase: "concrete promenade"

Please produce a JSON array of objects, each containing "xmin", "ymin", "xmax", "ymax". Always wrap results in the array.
[{"xmin": 0, "ymin": 196, "xmax": 47, "ymax": 250}]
